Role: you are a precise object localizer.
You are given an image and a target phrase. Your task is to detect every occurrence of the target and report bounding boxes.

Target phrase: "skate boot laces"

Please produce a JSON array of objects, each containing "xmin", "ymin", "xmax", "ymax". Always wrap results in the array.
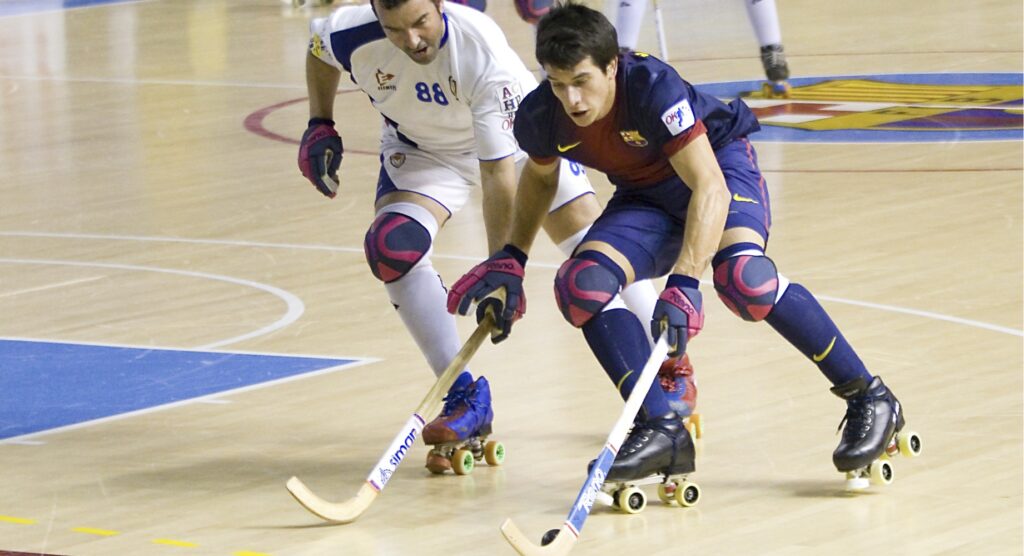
[
  {"xmin": 440, "ymin": 388, "xmax": 471, "ymax": 417},
  {"xmin": 836, "ymin": 396, "xmax": 875, "ymax": 441}
]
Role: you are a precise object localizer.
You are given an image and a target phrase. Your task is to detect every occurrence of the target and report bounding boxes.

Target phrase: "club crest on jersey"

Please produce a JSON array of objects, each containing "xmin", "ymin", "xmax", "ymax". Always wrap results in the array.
[
  {"xmin": 496, "ymin": 83, "xmax": 523, "ymax": 116},
  {"xmin": 376, "ymin": 69, "xmax": 396, "ymax": 92},
  {"xmin": 661, "ymin": 99, "xmax": 695, "ymax": 136},
  {"xmin": 619, "ymin": 130, "xmax": 648, "ymax": 147},
  {"xmin": 309, "ymin": 35, "xmax": 326, "ymax": 59},
  {"xmin": 389, "ymin": 153, "xmax": 406, "ymax": 168}
]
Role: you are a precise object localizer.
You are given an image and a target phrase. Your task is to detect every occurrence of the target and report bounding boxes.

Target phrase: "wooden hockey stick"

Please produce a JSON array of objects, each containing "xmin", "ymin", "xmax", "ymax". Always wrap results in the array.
[
  {"xmin": 500, "ymin": 335, "xmax": 670, "ymax": 556},
  {"xmin": 286, "ymin": 314, "xmax": 495, "ymax": 523}
]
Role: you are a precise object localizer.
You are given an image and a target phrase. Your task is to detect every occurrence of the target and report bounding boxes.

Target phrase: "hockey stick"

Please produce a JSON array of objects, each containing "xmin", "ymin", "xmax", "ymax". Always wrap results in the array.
[
  {"xmin": 500, "ymin": 335, "xmax": 670, "ymax": 556},
  {"xmin": 286, "ymin": 312, "xmax": 495, "ymax": 523}
]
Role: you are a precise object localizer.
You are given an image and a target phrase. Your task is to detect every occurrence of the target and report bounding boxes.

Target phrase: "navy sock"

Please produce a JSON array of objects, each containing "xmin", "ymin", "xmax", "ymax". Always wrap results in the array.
[
  {"xmin": 765, "ymin": 283, "xmax": 872, "ymax": 386},
  {"xmin": 582, "ymin": 308, "xmax": 673, "ymax": 419}
]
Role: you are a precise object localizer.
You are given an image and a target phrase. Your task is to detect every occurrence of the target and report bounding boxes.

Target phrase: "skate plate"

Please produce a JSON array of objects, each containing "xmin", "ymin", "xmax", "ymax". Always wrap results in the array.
[
  {"xmin": 761, "ymin": 80, "xmax": 792, "ymax": 98},
  {"xmin": 843, "ymin": 429, "xmax": 921, "ymax": 491},
  {"xmin": 426, "ymin": 434, "xmax": 504, "ymax": 475},
  {"xmin": 598, "ymin": 473, "xmax": 700, "ymax": 514}
]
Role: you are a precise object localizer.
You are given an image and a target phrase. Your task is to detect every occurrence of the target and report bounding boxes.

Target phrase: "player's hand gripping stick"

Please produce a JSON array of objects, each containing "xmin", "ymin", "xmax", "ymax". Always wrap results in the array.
[{"xmin": 297, "ymin": 117, "xmax": 343, "ymax": 198}]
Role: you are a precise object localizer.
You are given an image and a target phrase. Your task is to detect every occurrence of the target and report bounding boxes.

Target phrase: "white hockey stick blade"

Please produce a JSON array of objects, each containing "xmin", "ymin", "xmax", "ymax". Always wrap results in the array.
[
  {"xmin": 286, "ymin": 313, "xmax": 495, "ymax": 524},
  {"xmin": 501, "ymin": 519, "xmax": 577, "ymax": 556},
  {"xmin": 499, "ymin": 336, "xmax": 670, "ymax": 555},
  {"xmin": 286, "ymin": 477, "xmax": 376, "ymax": 524}
]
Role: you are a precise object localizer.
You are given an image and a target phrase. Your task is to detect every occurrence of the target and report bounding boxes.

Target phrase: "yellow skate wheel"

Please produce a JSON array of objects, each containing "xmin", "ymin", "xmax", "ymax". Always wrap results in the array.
[
  {"xmin": 898, "ymin": 431, "xmax": 922, "ymax": 457},
  {"xmin": 675, "ymin": 481, "xmax": 701, "ymax": 507},
  {"xmin": 618, "ymin": 487, "xmax": 647, "ymax": 514},
  {"xmin": 869, "ymin": 459, "xmax": 894, "ymax": 486},
  {"xmin": 452, "ymin": 448, "xmax": 475, "ymax": 475},
  {"xmin": 657, "ymin": 481, "xmax": 677, "ymax": 504},
  {"xmin": 484, "ymin": 440, "xmax": 505, "ymax": 466}
]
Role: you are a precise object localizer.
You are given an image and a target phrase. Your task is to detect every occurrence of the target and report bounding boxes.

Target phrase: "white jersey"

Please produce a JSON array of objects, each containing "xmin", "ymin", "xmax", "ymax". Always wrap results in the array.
[{"xmin": 309, "ymin": 3, "xmax": 536, "ymax": 159}]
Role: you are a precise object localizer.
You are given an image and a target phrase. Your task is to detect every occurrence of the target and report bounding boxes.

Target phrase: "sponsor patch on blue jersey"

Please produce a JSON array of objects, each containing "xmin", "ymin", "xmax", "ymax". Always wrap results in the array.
[{"xmin": 660, "ymin": 99, "xmax": 695, "ymax": 136}]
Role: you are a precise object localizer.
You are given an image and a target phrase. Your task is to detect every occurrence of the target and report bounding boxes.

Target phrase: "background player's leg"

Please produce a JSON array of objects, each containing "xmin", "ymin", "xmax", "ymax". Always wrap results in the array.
[
  {"xmin": 548, "ymin": 194, "xmax": 697, "ymax": 420},
  {"xmin": 609, "ymin": 0, "xmax": 647, "ymax": 50},
  {"xmin": 743, "ymin": 0, "xmax": 791, "ymax": 95}
]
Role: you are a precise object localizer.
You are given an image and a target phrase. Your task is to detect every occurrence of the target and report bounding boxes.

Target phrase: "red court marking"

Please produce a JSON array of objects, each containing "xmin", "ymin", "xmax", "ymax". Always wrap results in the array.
[
  {"xmin": 243, "ymin": 97, "xmax": 1021, "ymax": 173},
  {"xmin": 243, "ymin": 91, "xmax": 376, "ymax": 156},
  {"xmin": 1, "ymin": 551, "xmax": 69, "ymax": 556}
]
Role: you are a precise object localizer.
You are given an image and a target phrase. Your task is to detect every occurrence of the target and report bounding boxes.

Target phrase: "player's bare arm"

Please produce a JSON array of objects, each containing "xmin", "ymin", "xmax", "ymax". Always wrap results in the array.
[
  {"xmin": 478, "ymin": 155, "xmax": 518, "ymax": 253},
  {"xmin": 306, "ymin": 52, "xmax": 340, "ymax": 120},
  {"xmin": 668, "ymin": 133, "xmax": 731, "ymax": 280},
  {"xmin": 508, "ymin": 157, "xmax": 561, "ymax": 255}
]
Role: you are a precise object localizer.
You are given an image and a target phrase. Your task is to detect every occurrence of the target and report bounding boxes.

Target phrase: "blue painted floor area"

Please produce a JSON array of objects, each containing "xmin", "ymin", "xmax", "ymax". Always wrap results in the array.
[
  {"xmin": 0, "ymin": 340, "xmax": 357, "ymax": 440},
  {"xmin": 0, "ymin": 0, "xmax": 140, "ymax": 17}
]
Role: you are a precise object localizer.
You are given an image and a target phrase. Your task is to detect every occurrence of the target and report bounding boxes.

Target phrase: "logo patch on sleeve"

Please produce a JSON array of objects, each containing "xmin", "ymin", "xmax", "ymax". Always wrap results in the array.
[
  {"xmin": 661, "ymin": 99, "xmax": 695, "ymax": 136},
  {"xmin": 496, "ymin": 83, "xmax": 524, "ymax": 116}
]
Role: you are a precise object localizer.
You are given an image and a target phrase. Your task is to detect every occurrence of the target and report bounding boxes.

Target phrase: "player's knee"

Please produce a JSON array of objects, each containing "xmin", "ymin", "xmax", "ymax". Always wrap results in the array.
[
  {"xmin": 364, "ymin": 212, "xmax": 431, "ymax": 283},
  {"xmin": 447, "ymin": 0, "xmax": 486, "ymax": 12},
  {"xmin": 514, "ymin": 0, "xmax": 552, "ymax": 24},
  {"xmin": 713, "ymin": 254, "xmax": 779, "ymax": 322},
  {"xmin": 553, "ymin": 257, "xmax": 622, "ymax": 327}
]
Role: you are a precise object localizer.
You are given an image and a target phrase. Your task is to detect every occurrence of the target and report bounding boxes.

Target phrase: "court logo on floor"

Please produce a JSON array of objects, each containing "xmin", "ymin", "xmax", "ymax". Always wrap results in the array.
[{"xmin": 698, "ymin": 73, "xmax": 1023, "ymax": 142}]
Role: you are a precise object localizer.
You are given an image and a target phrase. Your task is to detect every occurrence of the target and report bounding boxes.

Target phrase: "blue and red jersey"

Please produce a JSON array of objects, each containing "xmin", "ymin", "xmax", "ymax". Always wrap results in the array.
[{"xmin": 514, "ymin": 51, "xmax": 761, "ymax": 189}]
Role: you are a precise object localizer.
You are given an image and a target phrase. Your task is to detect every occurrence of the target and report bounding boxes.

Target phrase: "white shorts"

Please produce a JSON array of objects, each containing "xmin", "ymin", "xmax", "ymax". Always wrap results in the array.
[{"xmin": 375, "ymin": 123, "xmax": 594, "ymax": 217}]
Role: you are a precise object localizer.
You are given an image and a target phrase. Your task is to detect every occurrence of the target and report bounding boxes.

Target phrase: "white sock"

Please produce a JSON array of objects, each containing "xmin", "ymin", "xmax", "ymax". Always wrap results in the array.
[
  {"xmin": 384, "ymin": 260, "xmax": 465, "ymax": 378},
  {"xmin": 744, "ymin": 0, "xmax": 782, "ymax": 47},
  {"xmin": 614, "ymin": 0, "xmax": 647, "ymax": 49},
  {"xmin": 620, "ymin": 280, "xmax": 659, "ymax": 348},
  {"xmin": 377, "ymin": 201, "xmax": 465, "ymax": 379}
]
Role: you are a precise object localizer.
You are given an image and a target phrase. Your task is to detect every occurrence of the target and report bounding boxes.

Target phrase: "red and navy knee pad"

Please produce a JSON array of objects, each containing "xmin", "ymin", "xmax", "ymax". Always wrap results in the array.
[
  {"xmin": 514, "ymin": 0, "xmax": 553, "ymax": 23},
  {"xmin": 712, "ymin": 244, "xmax": 779, "ymax": 321},
  {"xmin": 553, "ymin": 252, "xmax": 624, "ymax": 327},
  {"xmin": 447, "ymin": 0, "xmax": 487, "ymax": 12},
  {"xmin": 364, "ymin": 212, "xmax": 431, "ymax": 283}
]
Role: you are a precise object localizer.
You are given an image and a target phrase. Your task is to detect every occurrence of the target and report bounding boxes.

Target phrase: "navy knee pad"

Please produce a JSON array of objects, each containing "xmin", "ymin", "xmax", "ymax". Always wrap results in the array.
[
  {"xmin": 713, "ymin": 254, "xmax": 779, "ymax": 321},
  {"xmin": 364, "ymin": 213, "xmax": 431, "ymax": 283},
  {"xmin": 553, "ymin": 257, "xmax": 622, "ymax": 327}
]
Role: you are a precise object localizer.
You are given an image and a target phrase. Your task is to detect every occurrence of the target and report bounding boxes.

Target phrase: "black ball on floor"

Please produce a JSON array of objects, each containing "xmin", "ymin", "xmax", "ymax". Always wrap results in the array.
[{"xmin": 541, "ymin": 529, "xmax": 559, "ymax": 546}]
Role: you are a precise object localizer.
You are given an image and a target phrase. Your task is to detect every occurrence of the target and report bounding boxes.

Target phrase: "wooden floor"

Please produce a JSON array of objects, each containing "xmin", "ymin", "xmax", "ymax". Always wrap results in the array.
[{"xmin": 1, "ymin": 0, "xmax": 1021, "ymax": 555}]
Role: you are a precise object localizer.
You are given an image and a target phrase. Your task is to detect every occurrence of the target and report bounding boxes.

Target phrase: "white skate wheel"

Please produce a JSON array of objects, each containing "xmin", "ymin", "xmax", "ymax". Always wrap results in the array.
[
  {"xmin": 898, "ymin": 431, "xmax": 922, "ymax": 457},
  {"xmin": 675, "ymin": 481, "xmax": 700, "ymax": 507},
  {"xmin": 869, "ymin": 460, "xmax": 894, "ymax": 486},
  {"xmin": 844, "ymin": 472, "xmax": 870, "ymax": 491},
  {"xmin": 618, "ymin": 487, "xmax": 647, "ymax": 514}
]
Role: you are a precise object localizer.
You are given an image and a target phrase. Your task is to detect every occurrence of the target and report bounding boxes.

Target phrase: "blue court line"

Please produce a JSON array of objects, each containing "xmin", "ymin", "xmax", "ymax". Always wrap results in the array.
[
  {"xmin": 0, "ymin": 0, "xmax": 142, "ymax": 17},
  {"xmin": 0, "ymin": 339, "xmax": 363, "ymax": 441}
]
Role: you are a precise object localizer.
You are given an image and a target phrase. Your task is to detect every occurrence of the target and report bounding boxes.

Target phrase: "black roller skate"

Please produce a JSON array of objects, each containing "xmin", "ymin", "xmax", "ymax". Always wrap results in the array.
[
  {"xmin": 593, "ymin": 412, "xmax": 700, "ymax": 513},
  {"xmin": 760, "ymin": 44, "xmax": 792, "ymax": 98},
  {"xmin": 423, "ymin": 375, "xmax": 504, "ymax": 475},
  {"xmin": 831, "ymin": 376, "xmax": 922, "ymax": 490}
]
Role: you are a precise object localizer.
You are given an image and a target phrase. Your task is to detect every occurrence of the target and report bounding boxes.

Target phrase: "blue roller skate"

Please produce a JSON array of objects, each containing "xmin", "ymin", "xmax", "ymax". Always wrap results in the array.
[{"xmin": 423, "ymin": 374, "xmax": 504, "ymax": 475}]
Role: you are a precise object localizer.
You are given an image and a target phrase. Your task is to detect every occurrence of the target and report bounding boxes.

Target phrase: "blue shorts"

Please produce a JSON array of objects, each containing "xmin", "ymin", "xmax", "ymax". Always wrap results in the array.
[{"xmin": 583, "ymin": 138, "xmax": 771, "ymax": 281}]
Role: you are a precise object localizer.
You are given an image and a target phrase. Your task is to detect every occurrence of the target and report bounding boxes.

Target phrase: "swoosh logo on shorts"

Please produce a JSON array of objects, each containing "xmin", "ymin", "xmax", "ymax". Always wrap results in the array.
[
  {"xmin": 557, "ymin": 141, "xmax": 582, "ymax": 153},
  {"xmin": 813, "ymin": 336, "xmax": 837, "ymax": 362},
  {"xmin": 733, "ymin": 193, "xmax": 759, "ymax": 204}
]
